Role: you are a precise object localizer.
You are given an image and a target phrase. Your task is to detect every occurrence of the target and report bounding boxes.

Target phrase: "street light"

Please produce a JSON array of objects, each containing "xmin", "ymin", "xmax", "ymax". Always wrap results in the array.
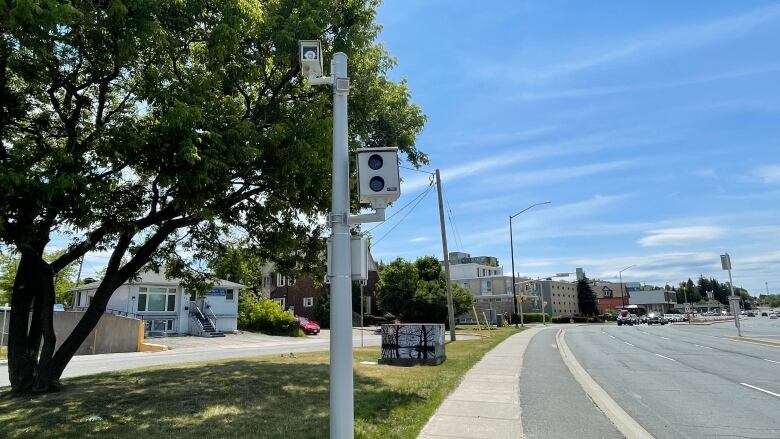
[
  {"xmin": 618, "ymin": 265, "xmax": 635, "ymax": 308},
  {"xmin": 509, "ymin": 201, "xmax": 551, "ymax": 327}
]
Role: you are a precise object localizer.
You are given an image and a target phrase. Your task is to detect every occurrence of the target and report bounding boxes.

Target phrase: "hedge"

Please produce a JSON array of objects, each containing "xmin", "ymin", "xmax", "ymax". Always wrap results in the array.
[{"xmin": 511, "ymin": 312, "xmax": 551, "ymax": 324}]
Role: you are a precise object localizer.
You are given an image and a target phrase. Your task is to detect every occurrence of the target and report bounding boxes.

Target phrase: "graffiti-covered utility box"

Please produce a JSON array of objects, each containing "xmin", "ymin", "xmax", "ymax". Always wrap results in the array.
[{"xmin": 378, "ymin": 323, "xmax": 446, "ymax": 366}]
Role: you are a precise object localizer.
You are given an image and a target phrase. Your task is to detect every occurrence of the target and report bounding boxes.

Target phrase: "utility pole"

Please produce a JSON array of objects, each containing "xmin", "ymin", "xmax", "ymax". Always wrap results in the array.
[
  {"xmin": 435, "ymin": 169, "xmax": 457, "ymax": 342},
  {"xmin": 360, "ymin": 281, "xmax": 364, "ymax": 348}
]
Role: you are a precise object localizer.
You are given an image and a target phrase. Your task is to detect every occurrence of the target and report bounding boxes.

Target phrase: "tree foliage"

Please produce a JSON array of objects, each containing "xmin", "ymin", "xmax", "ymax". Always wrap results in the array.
[
  {"xmin": 376, "ymin": 256, "xmax": 473, "ymax": 324},
  {"xmin": 0, "ymin": 251, "xmax": 77, "ymax": 305},
  {"xmin": 576, "ymin": 276, "xmax": 598, "ymax": 316},
  {"xmin": 0, "ymin": 0, "xmax": 426, "ymax": 393}
]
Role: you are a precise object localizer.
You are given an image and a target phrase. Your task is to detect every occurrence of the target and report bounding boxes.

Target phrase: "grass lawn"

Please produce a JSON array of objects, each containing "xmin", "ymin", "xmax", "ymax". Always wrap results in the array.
[
  {"xmin": 0, "ymin": 327, "xmax": 520, "ymax": 439},
  {"xmin": 0, "ymin": 346, "xmax": 5, "ymax": 361}
]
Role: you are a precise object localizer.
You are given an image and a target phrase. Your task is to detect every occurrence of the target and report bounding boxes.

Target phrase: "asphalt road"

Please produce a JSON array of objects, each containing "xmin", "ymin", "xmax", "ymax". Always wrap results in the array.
[
  {"xmin": 565, "ymin": 319, "xmax": 780, "ymax": 438},
  {"xmin": 520, "ymin": 326, "xmax": 622, "ymax": 438}
]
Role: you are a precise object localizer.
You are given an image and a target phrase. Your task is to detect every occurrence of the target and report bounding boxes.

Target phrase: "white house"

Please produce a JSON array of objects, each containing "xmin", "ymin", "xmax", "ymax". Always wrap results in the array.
[{"xmin": 70, "ymin": 271, "xmax": 245, "ymax": 337}]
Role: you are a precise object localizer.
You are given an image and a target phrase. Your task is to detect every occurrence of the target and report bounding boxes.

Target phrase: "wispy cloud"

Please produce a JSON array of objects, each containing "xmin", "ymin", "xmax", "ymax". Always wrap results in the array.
[
  {"xmin": 638, "ymin": 226, "xmax": 724, "ymax": 247},
  {"xmin": 403, "ymin": 129, "xmax": 665, "ymax": 191},
  {"xmin": 755, "ymin": 164, "xmax": 780, "ymax": 183},
  {"xmin": 409, "ymin": 237, "xmax": 430, "ymax": 243},
  {"xmin": 511, "ymin": 64, "xmax": 780, "ymax": 101},
  {"xmin": 479, "ymin": 4, "xmax": 780, "ymax": 83},
  {"xmin": 499, "ymin": 159, "xmax": 636, "ymax": 187}
]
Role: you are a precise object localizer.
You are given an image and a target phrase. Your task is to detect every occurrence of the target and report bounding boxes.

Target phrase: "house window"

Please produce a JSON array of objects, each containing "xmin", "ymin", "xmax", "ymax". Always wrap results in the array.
[
  {"xmin": 226, "ymin": 289, "xmax": 235, "ymax": 301},
  {"xmin": 263, "ymin": 276, "xmax": 271, "ymax": 288},
  {"xmin": 145, "ymin": 319, "xmax": 175, "ymax": 333},
  {"xmin": 273, "ymin": 298, "xmax": 286, "ymax": 308},
  {"xmin": 138, "ymin": 287, "xmax": 176, "ymax": 312},
  {"xmin": 77, "ymin": 291, "xmax": 82, "ymax": 307},
  {"xmin": 303, "ymin": 297, "xmax": 314, "ymax": 307},
  {"xmin": 277, "ymin": 274, "xmax": 286, "ymax": 287}
]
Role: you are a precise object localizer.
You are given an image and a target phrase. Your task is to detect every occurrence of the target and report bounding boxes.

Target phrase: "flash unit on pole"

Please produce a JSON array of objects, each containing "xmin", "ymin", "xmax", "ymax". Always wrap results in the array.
[{"xmin": 356, "ymin": 147, "xmax": 401, "ymax": 209}]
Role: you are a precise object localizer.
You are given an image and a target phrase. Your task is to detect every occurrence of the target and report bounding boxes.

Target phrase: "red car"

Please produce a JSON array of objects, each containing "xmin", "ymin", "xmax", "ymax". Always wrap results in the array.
[{"xmin": 297, "ymin": 317, "xmax": 321, "ymax": 335}]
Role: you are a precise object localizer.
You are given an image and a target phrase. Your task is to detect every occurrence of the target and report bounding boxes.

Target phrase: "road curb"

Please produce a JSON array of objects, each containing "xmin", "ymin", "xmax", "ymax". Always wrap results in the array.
[{"xmin": 556, "ymin": 329, "xmax": 655, "ymax": 439}]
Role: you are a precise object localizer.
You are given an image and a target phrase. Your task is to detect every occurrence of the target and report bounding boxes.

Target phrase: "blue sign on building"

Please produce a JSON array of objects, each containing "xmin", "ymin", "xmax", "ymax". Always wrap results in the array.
[{"xmin": 206, "ymin": 288, "xmax": 227, "ymax": 296}]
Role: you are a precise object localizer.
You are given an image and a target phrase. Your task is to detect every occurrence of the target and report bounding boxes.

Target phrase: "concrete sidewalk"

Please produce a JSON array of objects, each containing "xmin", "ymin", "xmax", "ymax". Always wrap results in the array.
[{"xmin": 418, "ymin": 326, "xmax": 543, "ymax": 439}]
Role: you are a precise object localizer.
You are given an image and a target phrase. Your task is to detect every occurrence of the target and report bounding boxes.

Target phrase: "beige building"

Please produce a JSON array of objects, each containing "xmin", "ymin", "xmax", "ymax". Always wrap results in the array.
[{"xmin": 518, "ymin": 279, "xmax": 580, "ymax": 317}]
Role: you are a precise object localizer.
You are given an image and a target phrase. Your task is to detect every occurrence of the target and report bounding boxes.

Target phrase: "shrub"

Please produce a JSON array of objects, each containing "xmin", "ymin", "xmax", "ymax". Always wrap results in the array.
[
  {"xmin": 362, "ymin": 314, "xmax": 388, "ymax": 326},
  {"xmin": 551, "ymin": 316, "xmax": 573, "ymax": 324},
  {"xmin": 238, "ymin": 294, "xmax": 301, "ymax": 336},
  {"xmin": 511, "ymin": 312, "xmax": 551, "ymax": 324}
]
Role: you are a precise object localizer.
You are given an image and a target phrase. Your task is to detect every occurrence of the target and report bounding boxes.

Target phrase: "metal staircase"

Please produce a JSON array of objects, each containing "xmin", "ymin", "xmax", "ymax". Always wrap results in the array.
[{"xmin": 190, "ymin": 303, "xmax": 225, "ymax": 337}]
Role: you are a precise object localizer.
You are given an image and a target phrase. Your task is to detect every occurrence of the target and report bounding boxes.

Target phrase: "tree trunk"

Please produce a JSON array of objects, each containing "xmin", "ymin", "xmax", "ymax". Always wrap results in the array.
[
  {"xmin": 8, "ymin": 251, "xmax": 56, "ymax": 394},
  {"xmin": 48, "ymin": 273, "xmax": 126, "ymax": 382}
]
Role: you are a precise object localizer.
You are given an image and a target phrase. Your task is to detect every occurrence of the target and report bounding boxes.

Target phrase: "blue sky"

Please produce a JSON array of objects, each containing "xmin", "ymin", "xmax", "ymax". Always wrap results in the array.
[{"xmin": 368, "ymin": 0, "xmax": 780, "ymax": 293}]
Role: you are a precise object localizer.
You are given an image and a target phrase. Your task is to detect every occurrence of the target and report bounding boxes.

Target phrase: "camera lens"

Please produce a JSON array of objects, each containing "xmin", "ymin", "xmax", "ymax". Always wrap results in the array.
[
  {"xmin": 369, "ymin": 176, "xmax": 385, "ymax": 192},
  {"xmin": 368, "ymin": 154, "xmax": 383, "ymax": 170}
]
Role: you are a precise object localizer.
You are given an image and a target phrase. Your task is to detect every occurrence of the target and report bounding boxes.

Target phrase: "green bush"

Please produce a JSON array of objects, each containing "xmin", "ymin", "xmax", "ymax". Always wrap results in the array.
[
  {"xmin": 551, "ymin": 316, "xmax": 573, "ymax": 324},
  {"xmin": 238, "ymin": 294, "xmax": 301, "ymax": 336},
  {"xmin": 511, "ymin": 312, "xmax": 551, "ymax": 323}
]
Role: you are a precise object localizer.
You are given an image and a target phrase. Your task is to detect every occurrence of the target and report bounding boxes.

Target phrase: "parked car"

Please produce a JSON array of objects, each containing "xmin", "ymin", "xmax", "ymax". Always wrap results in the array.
[
  {"xmin": 646, "ymin": 312, "xmax": 667, "ymax": 325},
  {"xmin": 53, "ymin": 304, "xmax": 65, "ymax": 312},
  {"xmin": 761, "ymin": 312, "xmax": 769, "ymax": 317},
  {"xmin": 747, "ymin": 311, "xmax": 755, "ymax": 317},
  {"xmin": 770, "ymin": 313, "xmax": 778, "ymax": 320},
  {"xmin": 617, "ymin": 309, "xmax": 639, "ymax": 326},
  {"xmin": 297, "ymin": 317, "xmax": 321, "ymax": 335}
]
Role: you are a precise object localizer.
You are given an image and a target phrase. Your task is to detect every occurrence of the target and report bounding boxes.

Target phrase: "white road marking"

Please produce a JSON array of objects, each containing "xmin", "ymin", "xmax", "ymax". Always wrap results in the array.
[
  {"xmin": 655, "ymin": 354, "xmax": 676, "ymax": 362},
  {"xmin": 764, "ymin": 359, "xmax": 780, "ymax": 364},
  {"xmin": 638, "ymin": 330, "xmax": 649, "ymax": 335},
  {"xmin": 609, "ymin": 335, "xmax": 616, "ymax": 339},
  {"xmin": 552, "ymin": 344, "xmax": 558, "ymax": 348},
  {"xmin": 693, "ymin": 344, "xmax": 713, "ymax": 349},
  {"xmin": 659, "ymin": 336, "xmax": 670, "ymax": 340},
  {"xmin": 740, "ymin": 383, "xmax": 780, "ymax": 399},
  {"xmin": 624, "ymin": 342, "xmax": 635, "ymax": 347}
]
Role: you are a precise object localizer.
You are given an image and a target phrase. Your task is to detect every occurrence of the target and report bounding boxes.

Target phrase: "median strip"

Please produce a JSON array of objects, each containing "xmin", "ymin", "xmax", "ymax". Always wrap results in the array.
[{"xmin": 764, "ymin": 359, "xmax": 780, "ymax": 364}]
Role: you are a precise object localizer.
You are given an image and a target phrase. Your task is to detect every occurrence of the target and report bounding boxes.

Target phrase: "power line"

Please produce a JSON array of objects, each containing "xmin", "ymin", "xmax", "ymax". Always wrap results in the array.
[
  {"xmin": 399, "ymin": 165, "xmax": 435, "ymax": 175},
  {"xmin": 443, "ymin": 192, "xmax": 465, "ymax": 251},
  {"xmin": 365, "ymin": 176, "xmax": 434, "ymax": 233},
  {"xmin": 373, "ymin": 184, "xmax": 435, "ymax": 246}
]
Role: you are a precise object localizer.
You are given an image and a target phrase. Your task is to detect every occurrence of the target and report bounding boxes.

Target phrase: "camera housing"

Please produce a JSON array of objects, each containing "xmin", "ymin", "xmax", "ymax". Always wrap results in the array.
[
  {"xmin": 356, "ymin": 147, "xmax": 400, "ymax": 209},
  {"xmin": 299, "ymin": 40, "xmax": 323, "ymax": 78}
]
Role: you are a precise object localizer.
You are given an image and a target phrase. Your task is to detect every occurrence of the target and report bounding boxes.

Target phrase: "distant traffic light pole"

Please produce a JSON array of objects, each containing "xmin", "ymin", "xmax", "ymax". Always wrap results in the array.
[
  {"xmin": 509, "ymin": 202, "xmax": 551, "ymax": 327},
  {"xmin": 721, "ymin": 253, "xmax": 742, "ymax": 337}
]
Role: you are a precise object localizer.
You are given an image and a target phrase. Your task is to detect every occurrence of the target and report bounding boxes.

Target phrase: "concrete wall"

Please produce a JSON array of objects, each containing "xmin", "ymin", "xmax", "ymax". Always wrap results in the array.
[{"xmin": 53, "ymin": 311, "xmax": 142, "ymax": 355}]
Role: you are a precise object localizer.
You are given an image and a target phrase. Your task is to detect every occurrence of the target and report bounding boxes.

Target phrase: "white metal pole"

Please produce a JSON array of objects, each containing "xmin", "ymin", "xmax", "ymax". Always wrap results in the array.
[
  {"xmin": 329, "ymin": 52, "xmax": 354, "ymax": 439},
  {"xmin": 360, "ymin": 281, "xmax": 366, "ymax": 348},
  {"xmin": 1, "ymin": 304, "xmax": 6, "ymax": 351}
]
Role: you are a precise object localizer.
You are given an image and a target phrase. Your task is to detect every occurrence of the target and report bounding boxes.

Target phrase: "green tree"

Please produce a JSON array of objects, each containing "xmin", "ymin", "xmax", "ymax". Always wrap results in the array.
[
  {"xmin": 375, "ymin": 258, "xmax": 418, "ymax": 317},
  {"xmin": 0, "ymin": 0, "xmax": 426, "ymax": 393},
  {"xmin": 376, "ymin": 256, "xmax": 473, "ymax": 325},
  {"xmin": 577, "ymin": 276, "xmax": 598, "ymax": 316}
]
